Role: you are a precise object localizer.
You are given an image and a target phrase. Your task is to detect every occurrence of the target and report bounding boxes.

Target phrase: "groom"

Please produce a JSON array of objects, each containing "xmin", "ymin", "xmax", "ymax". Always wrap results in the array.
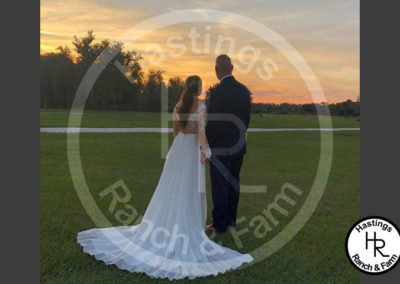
[{"xmin": 205, "ymin": 54, "xmax": 251, "ymax": 233}]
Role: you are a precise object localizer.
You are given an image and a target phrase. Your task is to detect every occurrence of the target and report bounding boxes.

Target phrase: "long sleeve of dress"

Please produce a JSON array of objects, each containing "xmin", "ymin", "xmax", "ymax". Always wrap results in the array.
[
  {"xmin": 196, "ymin": 104, "xmax": 212, "ymax": 159},
  {"xmin": 173, "ymin": 106, "xmax": 180, "ymax": 138}
]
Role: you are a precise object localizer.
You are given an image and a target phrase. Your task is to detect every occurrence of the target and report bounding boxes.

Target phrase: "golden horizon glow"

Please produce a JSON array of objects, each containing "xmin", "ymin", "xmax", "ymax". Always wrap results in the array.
[{"xmin": 41, "ymin": 0, "xmax": 359, "ymax": 104}]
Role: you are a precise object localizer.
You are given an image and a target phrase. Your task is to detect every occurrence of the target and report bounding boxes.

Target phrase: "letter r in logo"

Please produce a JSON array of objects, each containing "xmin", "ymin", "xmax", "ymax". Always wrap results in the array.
[{"xmin": 366, "ymin": 231, "xmax": 389, "ymax": 257}]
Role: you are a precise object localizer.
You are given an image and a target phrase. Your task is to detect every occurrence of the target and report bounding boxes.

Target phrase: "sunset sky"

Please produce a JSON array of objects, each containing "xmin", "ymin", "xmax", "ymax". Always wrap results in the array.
[{"xmin": 41, "ymin": 0, "xmax": 359, "ymax": 104}]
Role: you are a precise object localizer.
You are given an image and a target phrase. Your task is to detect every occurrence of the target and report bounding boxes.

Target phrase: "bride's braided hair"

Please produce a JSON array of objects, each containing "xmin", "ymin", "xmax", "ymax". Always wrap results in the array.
[{"xmin": 177, "ymin": 75, "xmax": 202, "ymax": 127}]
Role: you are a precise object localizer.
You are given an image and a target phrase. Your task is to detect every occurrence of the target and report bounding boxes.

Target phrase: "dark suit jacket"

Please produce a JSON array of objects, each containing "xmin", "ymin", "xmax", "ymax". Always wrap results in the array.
[{"xmin": 206, "ymin": 76, "xmax": 251, "ymax": 157}]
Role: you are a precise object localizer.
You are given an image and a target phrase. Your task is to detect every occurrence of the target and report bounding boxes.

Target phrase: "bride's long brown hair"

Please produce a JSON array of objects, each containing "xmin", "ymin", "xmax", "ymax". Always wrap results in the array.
[{"xmin": 176, "ymin": 75, "xmax": 202, "ymax": 127}]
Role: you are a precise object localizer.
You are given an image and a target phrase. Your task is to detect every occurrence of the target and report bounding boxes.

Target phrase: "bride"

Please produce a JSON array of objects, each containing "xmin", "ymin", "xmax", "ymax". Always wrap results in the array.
[{"xmin": 77, "ymin": 75, "xmax": 253, "ymax": 280}]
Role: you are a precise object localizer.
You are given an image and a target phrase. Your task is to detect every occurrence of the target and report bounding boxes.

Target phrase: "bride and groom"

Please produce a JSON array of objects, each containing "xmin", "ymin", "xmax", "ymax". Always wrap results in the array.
[{"xmin": 77, "ymin": 54, "xmax": 253, "ymax": 280}]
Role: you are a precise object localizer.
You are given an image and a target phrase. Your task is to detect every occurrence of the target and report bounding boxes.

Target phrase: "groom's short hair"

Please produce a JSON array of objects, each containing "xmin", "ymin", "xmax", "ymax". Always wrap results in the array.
[{"xmin": 216, "ymin": 54, "xmax": 233, "ymax": 74}]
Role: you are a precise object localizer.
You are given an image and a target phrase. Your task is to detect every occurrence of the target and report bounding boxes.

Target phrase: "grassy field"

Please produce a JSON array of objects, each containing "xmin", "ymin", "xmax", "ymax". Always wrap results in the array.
[
  {"xmin": 41, "ymin": 127, "xmax": 360, "ymax": 282},
  {"xmin": 40, "ymin": 108, "xmax": 360, "ymax": 128}
]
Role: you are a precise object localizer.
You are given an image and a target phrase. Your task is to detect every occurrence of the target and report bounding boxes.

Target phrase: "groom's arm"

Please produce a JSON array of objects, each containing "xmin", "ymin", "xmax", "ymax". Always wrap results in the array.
[
  {"xmin": 244, "ymin": 89, "xmax": 251, "ymax": 129},
  {"xmin": 206, "ymin": 88, "xmax": 223, "ymax": 145}
]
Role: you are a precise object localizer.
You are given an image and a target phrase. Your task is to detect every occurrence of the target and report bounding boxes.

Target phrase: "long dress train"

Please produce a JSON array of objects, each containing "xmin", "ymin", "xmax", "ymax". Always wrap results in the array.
[{"xmin": 77, "ymin": 104, "xmax": 253, "ymax": 280}]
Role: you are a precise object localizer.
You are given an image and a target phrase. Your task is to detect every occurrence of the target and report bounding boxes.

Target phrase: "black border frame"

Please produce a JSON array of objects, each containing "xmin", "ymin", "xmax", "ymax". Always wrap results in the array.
[{"xmin": 345, "ymin": 216, "xmax": 400, "ymax": 275}]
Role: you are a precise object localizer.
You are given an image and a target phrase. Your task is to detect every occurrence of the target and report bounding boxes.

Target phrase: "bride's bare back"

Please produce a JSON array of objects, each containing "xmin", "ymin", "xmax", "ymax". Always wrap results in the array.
[
  {"xmin": 173, "ymin": 101, "xmax": 211, "ymax": 161},
  {"xmin": 173, "ymin": 101, "xmax": 199, "ymax": 134}
]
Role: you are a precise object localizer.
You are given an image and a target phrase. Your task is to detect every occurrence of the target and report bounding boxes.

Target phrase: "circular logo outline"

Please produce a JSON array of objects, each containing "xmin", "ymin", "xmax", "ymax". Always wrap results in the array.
[
  {"xmin": 68, "ymin": 9, "xmax": 334, "ymax": 268},
  {"xmin": 345, "ymin": 215, "xmax": 400, "ymax": 275}
]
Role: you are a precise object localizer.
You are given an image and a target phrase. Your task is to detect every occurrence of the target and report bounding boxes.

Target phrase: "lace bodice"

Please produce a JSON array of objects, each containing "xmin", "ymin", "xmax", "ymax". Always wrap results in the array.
[
  {"xmin": 173, "ymin": 104, "xmax": 205, "ymax": 133},
  {"xmin": 173, "ymin": 103, "xmax": 211, "ymax": 159}
]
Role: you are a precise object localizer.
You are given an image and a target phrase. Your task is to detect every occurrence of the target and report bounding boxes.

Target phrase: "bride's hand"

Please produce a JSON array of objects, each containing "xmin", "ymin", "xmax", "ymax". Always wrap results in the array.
[
  {"xmin": 201, "ymin": 152, "xmax": 210, "ymax": 164},
  {"xmin": 201, "ymin": 152, "xmax": 206, "ymax": 164}
]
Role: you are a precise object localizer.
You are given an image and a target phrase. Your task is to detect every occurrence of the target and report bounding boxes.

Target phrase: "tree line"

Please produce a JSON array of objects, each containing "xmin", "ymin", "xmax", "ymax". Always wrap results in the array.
[
  {"xmin": 41, "ymin": 31, "xmax": 360, "ymax": 116},
  {"xmin": 251, "ymin": 99, "xmax": 360, "ymax": 116}
]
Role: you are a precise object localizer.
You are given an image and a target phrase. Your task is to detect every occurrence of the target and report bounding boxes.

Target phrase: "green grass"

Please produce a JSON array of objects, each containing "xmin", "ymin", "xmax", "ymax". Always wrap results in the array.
[
  {"xmin": 41, "ymin": 131, "xmax": 359, "ymax": 283},
  {"xmin": 40, "ymin": 108, "xmax": 360, "ymax": 128}
]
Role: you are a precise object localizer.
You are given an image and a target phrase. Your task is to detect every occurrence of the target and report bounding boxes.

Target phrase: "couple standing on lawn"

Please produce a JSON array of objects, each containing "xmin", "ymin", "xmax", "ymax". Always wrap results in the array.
[{"xmin": 77, "ymin": 54, "xmax": 253, "ymax": 280}]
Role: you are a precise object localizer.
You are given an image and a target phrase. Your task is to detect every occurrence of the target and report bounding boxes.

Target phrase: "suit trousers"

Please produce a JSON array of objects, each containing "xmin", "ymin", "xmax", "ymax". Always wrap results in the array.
[{"xmin": 209, "ymin": 154, "xmax": 244, "ymax": 231}]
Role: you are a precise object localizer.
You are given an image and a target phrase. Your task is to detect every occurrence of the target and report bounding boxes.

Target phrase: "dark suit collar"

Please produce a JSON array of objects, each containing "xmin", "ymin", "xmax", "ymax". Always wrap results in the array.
[{"xmin": 219, "ymin": 75, "xmax": 235, "ymax": 84}]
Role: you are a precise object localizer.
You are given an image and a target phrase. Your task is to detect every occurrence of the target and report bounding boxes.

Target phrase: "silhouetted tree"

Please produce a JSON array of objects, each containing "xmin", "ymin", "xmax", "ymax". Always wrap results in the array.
[
  {"xmin": 168, "ymin": 76, "xmax": 185, "ymax": 111},
  {"xmin": 143, "ymin": 70, "xmax": 165, "ymax": 111},
  {"xmin": 40, "ymin": 47, "xmax": 76, "ymax": 108},
  {"xmin": 40, "ymin": 31, "xmax": 144, "ymax": 110}
]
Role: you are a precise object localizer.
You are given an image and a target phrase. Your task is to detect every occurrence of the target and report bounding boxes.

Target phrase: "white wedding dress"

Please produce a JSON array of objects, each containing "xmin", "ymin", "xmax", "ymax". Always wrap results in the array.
[{"xmin": 77, "ymin": 103, "xmax": 253, "ymax": 280}]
